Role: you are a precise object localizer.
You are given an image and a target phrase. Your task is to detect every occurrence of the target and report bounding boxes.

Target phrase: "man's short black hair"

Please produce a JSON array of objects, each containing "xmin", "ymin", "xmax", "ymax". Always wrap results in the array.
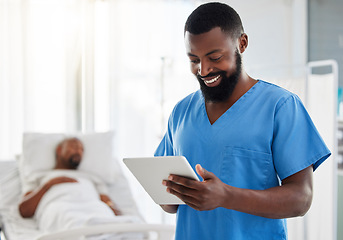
[{"xmin": 184, "ymin": 2, "xmax": 244, "ymax": 39}]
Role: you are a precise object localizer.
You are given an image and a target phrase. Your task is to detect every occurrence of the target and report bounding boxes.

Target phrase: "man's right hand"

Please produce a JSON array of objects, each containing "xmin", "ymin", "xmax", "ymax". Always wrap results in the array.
[
  {"xmin": 46, "ymin": 176, "xmax": 78, "ymax": 187},
  {"xmin": 19, "ymin": 176, "xmax": 78, "ymax": 218}
]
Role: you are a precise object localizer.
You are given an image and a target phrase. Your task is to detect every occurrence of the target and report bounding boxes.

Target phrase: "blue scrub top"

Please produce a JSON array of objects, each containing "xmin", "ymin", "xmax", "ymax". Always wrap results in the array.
[{"xmin": 155, "ymin": 80, "xmax": 331, "ymax": 240}]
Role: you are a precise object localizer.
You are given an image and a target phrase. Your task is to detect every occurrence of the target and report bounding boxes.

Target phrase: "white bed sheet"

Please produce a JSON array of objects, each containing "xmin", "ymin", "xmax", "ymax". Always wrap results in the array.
[
  {"xmin": 0, "ymin": 205, "xmax": 42, "ymax": 240},
  {"xmin": 0, "ymin": 206, "xmax": 146, "ymax": 240},
  {"xmin": 0, "ymin": 160, "xmax": 174, "ymax": 240}
]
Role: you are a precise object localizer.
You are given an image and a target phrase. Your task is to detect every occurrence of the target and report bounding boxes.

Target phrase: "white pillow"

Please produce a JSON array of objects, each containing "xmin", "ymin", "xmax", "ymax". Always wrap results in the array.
[{"xmin": 20, "ymin": 132, "xmax": 116, "ymax": 184}]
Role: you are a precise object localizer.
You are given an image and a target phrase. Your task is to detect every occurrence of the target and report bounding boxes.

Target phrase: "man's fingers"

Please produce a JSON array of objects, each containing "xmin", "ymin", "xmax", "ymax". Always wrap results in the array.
[
  {"xmin": 166, "ymin": 186, "xmax": 199, "ymax": 206},
  {"xmin": 196, "ymin": 164, "xmax": 215, "ymax": 181},
  {"xmin": 60, "ymin": 177, "xmax": 77, "ymax": 183},
  {"xmin": 51, "ymin": 176, "xmax": 78, "ymax": 184},
  {"xmin": 167, "ymin": 175, "xmax": 200, "ymax": 189},
  {"xmin": 164, "ymin": 179, "xmax": 198, "ymax": 197}
]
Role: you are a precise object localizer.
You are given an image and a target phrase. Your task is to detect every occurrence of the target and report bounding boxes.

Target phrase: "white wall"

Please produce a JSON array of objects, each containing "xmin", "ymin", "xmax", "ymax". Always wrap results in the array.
[{"xmin": 227, "ymin": 0, "xmax": 308, "ymax": 79}]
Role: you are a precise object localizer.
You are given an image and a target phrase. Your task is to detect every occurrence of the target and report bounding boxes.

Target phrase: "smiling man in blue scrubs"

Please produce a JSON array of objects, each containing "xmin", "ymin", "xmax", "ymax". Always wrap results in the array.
[{"xmin": 155, "ymin": 2, "xmax": 331, "ymax": 240}]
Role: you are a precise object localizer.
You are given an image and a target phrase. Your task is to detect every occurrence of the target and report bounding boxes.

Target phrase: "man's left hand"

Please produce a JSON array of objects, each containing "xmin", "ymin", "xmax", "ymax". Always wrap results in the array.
[{"xmin": 100, "ymin": 194, "xmax": 122, "ymax": 215}]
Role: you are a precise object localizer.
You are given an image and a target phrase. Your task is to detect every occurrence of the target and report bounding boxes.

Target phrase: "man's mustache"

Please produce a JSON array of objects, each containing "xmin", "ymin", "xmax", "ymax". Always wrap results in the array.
[
  {"xmin": 197, "ymin": 71, "xmax": 226, "ymax": 79},
  {"xmin": 68, "ymin": 154, "xmax": 81, "ymax": 168}
]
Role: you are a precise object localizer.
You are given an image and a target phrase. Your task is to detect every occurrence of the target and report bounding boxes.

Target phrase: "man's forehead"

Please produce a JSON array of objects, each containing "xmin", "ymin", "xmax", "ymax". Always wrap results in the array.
[
  {"xmin": 184, "ymin": 27, "xmax": 236, "ymax": 55},
  {"xmin": 63, "ymin": 138, "xmax": 83, "ymax": 146}
]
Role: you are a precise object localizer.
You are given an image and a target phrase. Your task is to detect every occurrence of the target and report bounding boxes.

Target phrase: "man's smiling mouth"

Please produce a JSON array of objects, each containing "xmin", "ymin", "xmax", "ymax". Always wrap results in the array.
[{"xmin": 202, "ymin": 75, "xmax": 221, "ymax": 84}]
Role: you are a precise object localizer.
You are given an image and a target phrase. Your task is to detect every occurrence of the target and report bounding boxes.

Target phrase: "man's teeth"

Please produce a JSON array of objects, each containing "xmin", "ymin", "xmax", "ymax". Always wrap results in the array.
[{"xmin": 204, "ymin": 75, "xmax": 220, "ymax": 84}]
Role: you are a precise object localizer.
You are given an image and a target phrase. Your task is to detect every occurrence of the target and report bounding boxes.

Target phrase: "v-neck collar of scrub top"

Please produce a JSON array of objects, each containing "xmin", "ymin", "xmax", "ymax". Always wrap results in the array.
[{"xmin": 197, "ymin": 80, "xmax": 262, "ymax": 138}]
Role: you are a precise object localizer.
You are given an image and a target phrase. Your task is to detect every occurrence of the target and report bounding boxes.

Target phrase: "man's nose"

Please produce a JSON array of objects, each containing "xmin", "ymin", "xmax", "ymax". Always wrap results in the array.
[
  {"xmin": 198, "ymin": 60, "xmax": 213, "ymax": 77},
  {"xmin": 75, "ymin": 148, "xmax": 83, "ymax": 155}
]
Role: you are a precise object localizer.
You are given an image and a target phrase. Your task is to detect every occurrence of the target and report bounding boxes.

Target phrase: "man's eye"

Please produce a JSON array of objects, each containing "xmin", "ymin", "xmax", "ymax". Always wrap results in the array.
[
  {"xmin": 190, "ymin": 59, "xmax": 200, "ymax": 64},
  {"xmin": 210, "ymin": 56, "xmax": 223, "ymax": 62}
]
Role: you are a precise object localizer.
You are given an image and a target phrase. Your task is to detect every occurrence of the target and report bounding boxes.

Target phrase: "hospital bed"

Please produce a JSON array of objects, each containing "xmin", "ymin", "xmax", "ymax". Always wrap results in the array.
[{"xmin": 0, "ymin": 132, "xmax": 175, "ymax": 240}]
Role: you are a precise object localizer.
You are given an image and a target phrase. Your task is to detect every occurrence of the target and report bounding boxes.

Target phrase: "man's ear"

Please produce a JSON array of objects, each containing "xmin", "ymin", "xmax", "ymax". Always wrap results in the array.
[{"xmin": 238, "ymin": 33, "xmax": 248, "ymax": 54}]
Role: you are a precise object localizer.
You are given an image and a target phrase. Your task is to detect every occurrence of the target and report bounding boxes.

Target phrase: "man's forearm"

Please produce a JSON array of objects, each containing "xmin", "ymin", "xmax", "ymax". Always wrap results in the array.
[
  {"xmin": 222, "ymin": 166, "xmax": 313, "ymax": 219},
  {"xmin": 19, "ymin": 176, "xmax": 77, "ymax": 218},
  {"xmin": 164, "ymin": 165, "xmax": 313, "ymax": 218},
  {"xmin": 19, "ymin": 183, "xmax": 51, "ymax": 218},
  {"xmin": 100, "ymin": 194, "xmax": 122, "ymax": 215},
  {"xmin": 224, "ymin": 182, "xmax": 313, "ymax": 219}
]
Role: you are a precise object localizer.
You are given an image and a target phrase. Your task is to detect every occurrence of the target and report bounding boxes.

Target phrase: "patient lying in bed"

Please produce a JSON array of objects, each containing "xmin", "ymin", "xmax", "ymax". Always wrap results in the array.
[{"xmin": 18, "ymin": 137, "xmax": 131, "ymax": 233}]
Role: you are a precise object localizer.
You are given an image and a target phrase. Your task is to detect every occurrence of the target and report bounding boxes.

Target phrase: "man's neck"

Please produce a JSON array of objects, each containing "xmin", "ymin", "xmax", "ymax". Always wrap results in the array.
[{"xmin": 205, "ymin": 72, "xmax": 256, "ymax": 124}]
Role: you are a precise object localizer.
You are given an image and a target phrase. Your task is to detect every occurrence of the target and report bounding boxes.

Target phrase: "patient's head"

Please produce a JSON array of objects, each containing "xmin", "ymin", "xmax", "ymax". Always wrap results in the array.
[{"xmin": 55, "ymin": 138, "xmax": 84, "ymax": 170}]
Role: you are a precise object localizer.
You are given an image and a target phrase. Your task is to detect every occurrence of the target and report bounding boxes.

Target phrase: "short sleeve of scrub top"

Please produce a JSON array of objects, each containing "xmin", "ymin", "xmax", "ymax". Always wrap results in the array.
[
  {"xmin": 155, "ymin": 111, "xmax": 174, "ymax": 157},
  {"xmin": 272, "ymin": 94, "xmax": 331, "ymax": 180}
]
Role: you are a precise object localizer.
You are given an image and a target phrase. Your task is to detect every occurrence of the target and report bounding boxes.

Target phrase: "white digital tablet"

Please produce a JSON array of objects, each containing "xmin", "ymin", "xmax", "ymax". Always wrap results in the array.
[{"xmin": 123, "ymin": 156, "xmax": 199, "ymax": 205}]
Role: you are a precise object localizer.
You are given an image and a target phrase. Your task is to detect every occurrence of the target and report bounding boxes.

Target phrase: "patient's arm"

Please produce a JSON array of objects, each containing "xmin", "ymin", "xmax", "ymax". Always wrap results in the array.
[
  {"xmin": 18, "ymin": 176, "xmax": 77, "ymax": 218},
  {"xmin": 100, "ymin": 194, "xmax": 122, "ymax": 216}
]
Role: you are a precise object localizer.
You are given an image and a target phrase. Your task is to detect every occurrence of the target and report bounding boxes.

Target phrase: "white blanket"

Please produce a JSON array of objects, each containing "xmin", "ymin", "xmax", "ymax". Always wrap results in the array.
[{"xmin": 34, "ymin": 174, "xmax": 142, "ymax": 239}]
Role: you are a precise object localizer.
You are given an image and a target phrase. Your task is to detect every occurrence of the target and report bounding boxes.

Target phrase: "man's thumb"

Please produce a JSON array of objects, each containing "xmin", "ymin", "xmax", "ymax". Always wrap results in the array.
[{"xmin": 195, "ymin": 164, "xmax": 212, "ymax": 181}]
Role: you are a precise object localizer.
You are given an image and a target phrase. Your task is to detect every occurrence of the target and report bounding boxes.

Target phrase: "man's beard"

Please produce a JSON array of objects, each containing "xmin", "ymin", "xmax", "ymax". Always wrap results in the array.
[
  {"xmin": 67, "ymin": 154, "xmax": 81, "ymax": 169},
  {"xmin": 197, "ymin": 50, "xmax": 242, "ymax": 103}
]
